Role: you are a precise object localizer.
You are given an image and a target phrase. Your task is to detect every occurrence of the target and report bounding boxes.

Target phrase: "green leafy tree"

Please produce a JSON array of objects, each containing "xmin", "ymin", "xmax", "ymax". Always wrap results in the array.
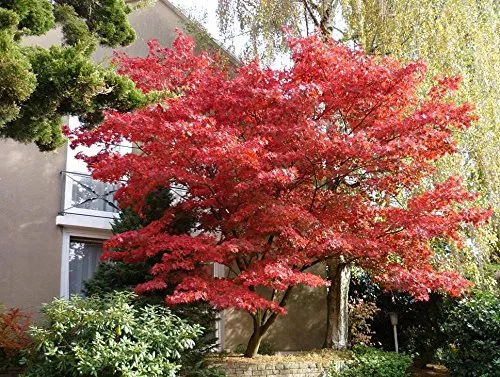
[{"xmin": 0, "ymin": 0, "xmax": 148, "ymax": 151}]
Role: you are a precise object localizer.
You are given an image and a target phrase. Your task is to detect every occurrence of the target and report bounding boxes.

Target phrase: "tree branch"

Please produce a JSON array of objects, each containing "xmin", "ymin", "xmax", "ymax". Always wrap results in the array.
[
  {"xmin": 261, "ymin": 286, "xmax": 294, "ymax": 334},
  {"xmin": 301, "ymin": 0, "xmax": 320, "ymax": 27}
]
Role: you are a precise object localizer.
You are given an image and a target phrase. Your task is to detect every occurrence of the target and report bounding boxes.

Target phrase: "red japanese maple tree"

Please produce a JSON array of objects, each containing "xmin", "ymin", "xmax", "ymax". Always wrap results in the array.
[{"xmin": 71, "ymin": 33, "xmax": 490, "ymax": 357}]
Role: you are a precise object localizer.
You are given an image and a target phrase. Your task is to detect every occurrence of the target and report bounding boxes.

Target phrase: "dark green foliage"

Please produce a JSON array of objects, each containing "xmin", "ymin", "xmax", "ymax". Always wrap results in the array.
[
  {"xmin": 4, "ymin": 43, "xmax": 148, "ymax": 150},
  {"xmin": 83, "ymin": 260, "xmax": 152, "ymax": 298},
  {"xmin": 349, "ymin": 270, "xmax": 453, "ymax": 366},
  {"xmin": 84, "ymin": 188, "xmax": 177, "ymax": 301},
  {"xmin": 55, "ymin": 0, "xmax": 136, "ymax": 47},
  {"xmin": 233, "ymin": 342, "xmax": 275, "ymax": 356},
  {"xmin": 0, "ymin": 9, "xmax": 35, "ymax": 128},
  {"xmin": 53, "ymin": 4, "xmax": 96, "ymax": 50},
  {"xmin": 22, "ymin": 292, "xmax": 201, "ymax": 377},
  {"xmin": 0, "ymin": 0, "xmax": 147, "ymax": 151},
  {"xmin": 0, "ymin": 0, "xmax": 54, "ymax": 36},
  {"xmin": 84, "ymin": 187, "xmax": 222, "ymax": 377},
  {"xmin": 336, "ymin": 346, "xmax": 412, "ymax": 377},
  {"xmin": 256, "ymin": 342, "xmax": 275, "ymax": 356},
  {"xmin": 441, "ymin": 292, "xmax": 500, "ymax": 377}
]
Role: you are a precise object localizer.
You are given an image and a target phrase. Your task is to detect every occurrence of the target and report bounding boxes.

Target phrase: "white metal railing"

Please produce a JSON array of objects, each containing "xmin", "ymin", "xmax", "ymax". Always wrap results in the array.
[{"xmin": 60, "ymin": 171, "xmax": 121, "ymax": 219}]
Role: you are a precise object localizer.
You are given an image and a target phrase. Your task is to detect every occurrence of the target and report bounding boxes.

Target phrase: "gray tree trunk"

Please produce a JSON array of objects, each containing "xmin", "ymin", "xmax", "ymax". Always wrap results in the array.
[
  {"xmin": 323, "ymin": 258, "xmax": 351, "ymax": 349},
  {"xmin": 311, "ymin": 2, "xmax": 353, "ymax": 351}
]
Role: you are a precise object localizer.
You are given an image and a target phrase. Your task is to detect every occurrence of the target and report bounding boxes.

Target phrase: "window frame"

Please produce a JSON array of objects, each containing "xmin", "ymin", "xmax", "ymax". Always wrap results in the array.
[
  {"xmin": 61, "ymin": 170, "xmax": 121, "ymax": 219},
  {"xmin": 60, "ymin": 229, "xmax": 110, "ymax": 299}
]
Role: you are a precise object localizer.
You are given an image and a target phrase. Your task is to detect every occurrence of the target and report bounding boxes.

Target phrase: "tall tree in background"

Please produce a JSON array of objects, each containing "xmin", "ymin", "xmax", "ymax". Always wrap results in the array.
[
  {"xmin": 213, "ymin": 0, "xmax": 499, "ymax": 347},
  {"xmin": 339, "ymin": 0, "xmax": 499, "ymax": 284},
  {"xmin": 0, "ymin": 0, "xmax": 148, "ymax": 151},
  {"xmin": 72, "ymin": 33, "xmax": 489, "ymax": 356}
]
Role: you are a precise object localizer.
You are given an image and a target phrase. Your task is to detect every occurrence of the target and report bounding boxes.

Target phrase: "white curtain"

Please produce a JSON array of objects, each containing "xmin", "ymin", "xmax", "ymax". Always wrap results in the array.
[{"xmin": 69, "ymin": 239, "xmax": 102, "ymax": 296}]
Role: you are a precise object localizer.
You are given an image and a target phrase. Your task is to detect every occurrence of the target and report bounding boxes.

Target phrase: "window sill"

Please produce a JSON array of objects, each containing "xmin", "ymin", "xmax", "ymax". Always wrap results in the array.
[{"xmin": 56, "ymin": 213, "xmax": 115, "ymax": 232}]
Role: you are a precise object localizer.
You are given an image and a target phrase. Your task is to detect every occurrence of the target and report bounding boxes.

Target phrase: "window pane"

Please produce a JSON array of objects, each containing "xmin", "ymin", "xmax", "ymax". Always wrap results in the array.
[
  {"xmin": 70, "ymin": 175, "xmax": 119, "ymax": 213},
  {"xmin": 68, "ymin": 239, "xmax": 102, "ymax": 296}
]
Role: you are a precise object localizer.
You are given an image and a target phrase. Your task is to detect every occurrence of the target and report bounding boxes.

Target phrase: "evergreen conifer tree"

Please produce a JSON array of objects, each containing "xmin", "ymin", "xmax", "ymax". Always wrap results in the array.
[{"xmin": 0, "ymin": 0, "xmax": 148, "ymax": 151}]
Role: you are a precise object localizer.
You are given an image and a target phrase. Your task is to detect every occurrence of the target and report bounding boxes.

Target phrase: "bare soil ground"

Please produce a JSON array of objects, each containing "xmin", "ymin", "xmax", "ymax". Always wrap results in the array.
[{"xmin": 411, "ymin": 365, "xmax": 449, "ymax": 377}]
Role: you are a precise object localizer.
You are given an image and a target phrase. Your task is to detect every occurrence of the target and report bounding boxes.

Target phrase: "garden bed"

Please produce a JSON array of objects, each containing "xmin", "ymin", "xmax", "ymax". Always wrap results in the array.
[
  {"xmin": 211, "ymin": 349, "xmax": 351, "ymax": 363},
  {"xmin": 411, "ymin": 365, "xmax": 449, "ymax": 377},
  {"xmin": 0, "ymin": 368, "xmax": 23, "ymax": 377},
  {"xmin": 209, "ymin": 350, "xmax": 350, "ymax": 377}
]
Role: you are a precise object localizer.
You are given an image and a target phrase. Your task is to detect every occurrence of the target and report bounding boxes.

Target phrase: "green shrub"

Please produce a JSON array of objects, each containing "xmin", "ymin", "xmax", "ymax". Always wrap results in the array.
[
  {"xmin": 335, "ymin": 346, "xmax": 412, "ymax": 377},
  {"xmin": 84, "ymin": 188, "xmax": 222, "ymax": 377},
  {"xmin": 233, "ymin": 341, "xmax": 274, "ymax": 356},
  {"xmin": 21, "ymin": 291, "xmax": 201, "ymax": 377},
  {"xmin": 441, "ymin": 291, "xmax": 500, "ymax": 377},
  {"xmin": 257, "ymin": 341, "xmax": 276, "ymax": 356}
]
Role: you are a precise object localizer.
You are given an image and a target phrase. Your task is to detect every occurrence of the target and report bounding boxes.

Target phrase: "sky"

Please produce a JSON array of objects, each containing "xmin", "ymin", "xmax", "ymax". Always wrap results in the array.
[
  {"xmin": 169, "ymin": 0, "xmax": 296, "ymax": 68},
  {"xmin": 169, "ymin": 0, "xmax": 248, "ymax": 57}
]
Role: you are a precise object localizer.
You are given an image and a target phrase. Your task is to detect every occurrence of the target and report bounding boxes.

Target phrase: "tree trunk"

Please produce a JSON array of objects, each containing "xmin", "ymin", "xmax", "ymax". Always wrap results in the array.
[
  {"xmin": 243, "ymin": 288, "xmax": 293, "ymax": 357},
  {"xmin": 244, "ymin": 315, "xmax": 263, "ymax": 358},
  {"xmin": 323, "ymin": 258, "xmax": 351, "ymax": 349}
]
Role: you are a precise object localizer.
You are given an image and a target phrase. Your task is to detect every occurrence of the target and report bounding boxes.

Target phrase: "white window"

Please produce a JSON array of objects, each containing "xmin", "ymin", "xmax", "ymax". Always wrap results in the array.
[
  {"xmin": 61, "ymin": 230, "xmax": 108, "ymax": 298},
  {"xmin": 64, "ymin": 171, "xmax": 120, "ymax": 216},
  {"xmin": 61, "ymin": 117, "xmax": 124, "ymax": 219},
  {"xmin": 68, "ymin": 237, "xmax": 102, "ymax": 296}
]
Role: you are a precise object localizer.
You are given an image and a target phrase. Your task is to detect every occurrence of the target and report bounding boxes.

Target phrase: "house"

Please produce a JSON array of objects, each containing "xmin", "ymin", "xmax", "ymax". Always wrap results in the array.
[{"xmin": 0, "ymin": 0, "xmax": 326, "ymax": 353}]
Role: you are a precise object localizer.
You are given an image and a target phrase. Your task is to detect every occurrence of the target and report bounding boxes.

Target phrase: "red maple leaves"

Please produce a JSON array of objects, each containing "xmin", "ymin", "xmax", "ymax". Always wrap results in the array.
[
  {"xmin": 0, "ymin": 308, "xmax": 32, "ymax": 359},
  {"xmin": 71, "ymin": 32, "xmax": 490, "ymax": 314}
]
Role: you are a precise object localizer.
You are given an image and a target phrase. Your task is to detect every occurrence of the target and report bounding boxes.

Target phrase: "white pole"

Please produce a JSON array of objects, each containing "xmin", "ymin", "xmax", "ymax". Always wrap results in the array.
[{"xmin": 393, "ymin": 325, "xmax": 399, "ymax": 353}]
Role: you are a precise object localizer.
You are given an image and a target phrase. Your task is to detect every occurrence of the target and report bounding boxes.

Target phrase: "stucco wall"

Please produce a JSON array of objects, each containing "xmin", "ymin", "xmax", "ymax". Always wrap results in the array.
[
  {"xmin": 0, "ymin": 1, "xmax": 192, "ymax": 313},
  {"xmin": 224, "ymin": 266, "xmax": 328, "ymax": 352},
  {"xmin": 0, "ymin": 141, "xmax": 66, "ymax": 312}
]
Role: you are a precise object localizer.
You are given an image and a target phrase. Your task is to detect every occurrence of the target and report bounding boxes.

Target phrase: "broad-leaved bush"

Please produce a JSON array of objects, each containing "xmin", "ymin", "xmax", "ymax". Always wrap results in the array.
[
  {"xmin": 336, "ymin": 346, "xmax": 412, "ymax": 377},
  {"xmin": 21, "ymin": 292, "xmax": 201, "ymax": 377},
  {"xmin": 84, "ymin": 187, "xmax": 222, "ymax": 377},
  {"xmin": 441, "ymin": 292, "xmax": 500, "ymax": 377}
]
